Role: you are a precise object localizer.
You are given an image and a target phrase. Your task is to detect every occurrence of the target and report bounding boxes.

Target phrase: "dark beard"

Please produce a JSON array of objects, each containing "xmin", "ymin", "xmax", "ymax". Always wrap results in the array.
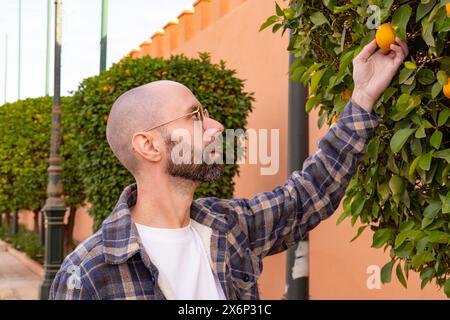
[{"xmin": 165, "ymin": 139, "xmax": 224, "ymax": 182}]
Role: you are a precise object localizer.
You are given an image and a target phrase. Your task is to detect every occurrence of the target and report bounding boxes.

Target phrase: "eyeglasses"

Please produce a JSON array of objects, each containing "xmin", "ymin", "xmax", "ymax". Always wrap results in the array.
[{"xmin": 142, "ymin": 105, "xmax": 210, "ymax": 132}]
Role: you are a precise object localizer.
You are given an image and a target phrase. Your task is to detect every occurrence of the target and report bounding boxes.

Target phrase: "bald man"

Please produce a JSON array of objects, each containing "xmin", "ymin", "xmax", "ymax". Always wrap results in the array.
[{"xmin": 50, "ymin": 38, "xmax": 408, "ymax": 300}]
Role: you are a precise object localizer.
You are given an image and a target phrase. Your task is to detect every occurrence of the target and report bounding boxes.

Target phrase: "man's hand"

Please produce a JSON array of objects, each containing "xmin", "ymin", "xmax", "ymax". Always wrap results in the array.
[{"xmin": 352, "ymin": 37, "xmax": 409, "ymax": 113}]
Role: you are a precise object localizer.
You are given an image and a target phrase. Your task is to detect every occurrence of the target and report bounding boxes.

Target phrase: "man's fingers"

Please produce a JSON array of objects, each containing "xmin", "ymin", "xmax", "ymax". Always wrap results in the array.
[
  {"xmin": 390, "ymin": 44, "xmax": 406, "ymax": 65},
  {"xmin": 390, "ymin": 44, "xmax": 404, "ymax": 57},
  {"xmin": 355, "ymin": 39, "xmax": 378, "ymax": 61},
  {"xmin": 394, "ymin": 37, "xmax": 409, "ymax": 57}
]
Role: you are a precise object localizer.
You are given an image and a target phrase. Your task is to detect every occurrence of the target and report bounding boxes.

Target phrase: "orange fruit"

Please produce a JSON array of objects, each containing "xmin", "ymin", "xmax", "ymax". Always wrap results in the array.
[
  {"xmin": 446, "ymin": 3, "xmax": 450, "ymax": 16},
  {"xmin": 343, "ymin": 89, "xmax": 352, "ymax": 100},
  {"xmin": 331, "ymin": 114, "xmax": 339, "ymax": 124},
  {"xmin": 443, "ymin": 77, "xmax": 450, "ymax": 99},
  {"xmin": 376, "ymin": 23, "xmax": 396, "ymax": 52}
]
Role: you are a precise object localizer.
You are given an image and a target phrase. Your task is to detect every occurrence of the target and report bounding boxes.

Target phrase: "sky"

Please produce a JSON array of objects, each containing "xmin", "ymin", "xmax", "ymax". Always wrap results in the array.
[{"xmin": 0, "ymin": 0, "xmax": 194, "ymax": 103}]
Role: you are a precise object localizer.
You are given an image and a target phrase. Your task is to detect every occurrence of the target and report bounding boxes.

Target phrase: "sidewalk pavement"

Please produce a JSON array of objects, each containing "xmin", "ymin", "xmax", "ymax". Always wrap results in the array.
[{"xmin": 0, "ymin": 242, "xmax": 41, "ymax": 300}]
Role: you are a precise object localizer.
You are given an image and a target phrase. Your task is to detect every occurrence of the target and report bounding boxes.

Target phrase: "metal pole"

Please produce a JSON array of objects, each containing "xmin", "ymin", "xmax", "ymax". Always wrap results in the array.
[
  {"xmin": 39, "ymin": 0, "xmax": 65, "ymax": 300},
  {"xmin": 18, "ymin": 0, "xmax": 22, "ymax": 100},
  {"xmin": 12, "ymin": 210, "xmax": 19, "ymax": 235},
  {"xmin": 3, "ymin": 34, "xmax": 7, "ymax": 104},
  {"xmin": 45, "ymin": 0, "xmax": 51, "ymax": 96},
  {"xmin": 99, "ymin": 0, "xmax": 108, "ymax": 72},
  {"xmin": 285, "ymin": 30, "xmax": 309, "ymax": 300},
  {"xmin": 40, "ymin": 211, "xmax": 45, "ymax": 246}
]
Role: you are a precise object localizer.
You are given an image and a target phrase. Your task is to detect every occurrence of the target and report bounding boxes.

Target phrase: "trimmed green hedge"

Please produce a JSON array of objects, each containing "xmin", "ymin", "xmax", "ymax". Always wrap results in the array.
[
  {"xmin": 264, "ymin": 0, "xmax": 449, "ymax": 296},
  {"xmin": 0, "ymin": 97, "xmax": 85, "ymax": 213},
  {"xmin": 0, "ymin": 224, "xmax": 44, "ymax": 261},
  {"xmin": 70, "ymin": 53, "xmax": 254, "ymax": 229}
]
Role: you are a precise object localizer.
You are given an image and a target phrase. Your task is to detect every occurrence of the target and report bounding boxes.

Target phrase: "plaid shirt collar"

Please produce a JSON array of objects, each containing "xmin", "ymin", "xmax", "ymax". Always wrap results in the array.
[{"xmin": 101, "ymin": 183, "xmax": 228, "ymax": 265}]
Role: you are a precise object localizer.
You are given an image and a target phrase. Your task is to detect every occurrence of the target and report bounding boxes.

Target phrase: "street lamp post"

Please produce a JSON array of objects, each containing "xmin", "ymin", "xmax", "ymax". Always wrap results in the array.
[
  {"xmin": 18, "ymin": 0, "xmax": 22, "ymax": 100},
  {"xmin": 100, "ymin": 0, "xmax": 108, "ymax": 72},
  {"xmin": 3, "ymin": 34, "xmax": 7, "ymax": 104},
  {"xmin": 45, "ymin": 0, "xmax": 52, "ymax": 96},
  {"xmin": 39, "ymin": 0, "xmax": 65, "ymax": 300}
]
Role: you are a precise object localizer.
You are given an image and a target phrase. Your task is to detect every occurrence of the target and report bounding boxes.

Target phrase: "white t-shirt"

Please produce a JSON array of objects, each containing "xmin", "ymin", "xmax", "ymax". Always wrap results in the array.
[{"xmin": 135, "ymin": 220, "xmax": 226, "ymax": 300}]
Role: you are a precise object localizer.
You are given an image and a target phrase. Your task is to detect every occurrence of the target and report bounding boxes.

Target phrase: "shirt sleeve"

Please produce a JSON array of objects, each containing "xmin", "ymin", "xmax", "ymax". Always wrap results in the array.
[
  {"xmin": 228, "ymin": 99, "xmax": 383, "ymax": 259},
  {"xmin": 49, "ymin": 259, "xmax": 97, "ymax": 300}
]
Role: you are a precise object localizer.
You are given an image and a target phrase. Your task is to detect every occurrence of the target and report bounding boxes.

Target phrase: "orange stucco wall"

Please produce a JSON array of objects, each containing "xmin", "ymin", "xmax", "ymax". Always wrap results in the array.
[{"xmin": 15, "ymin": 0, "xmax": 446, "ymax": 299}]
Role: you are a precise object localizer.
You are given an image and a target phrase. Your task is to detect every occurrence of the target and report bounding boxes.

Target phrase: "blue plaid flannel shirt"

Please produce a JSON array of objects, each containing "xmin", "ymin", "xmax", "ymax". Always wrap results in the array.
[{"xmin": 49, "ymin": 100, "xmax": 382, "ymax": 300}]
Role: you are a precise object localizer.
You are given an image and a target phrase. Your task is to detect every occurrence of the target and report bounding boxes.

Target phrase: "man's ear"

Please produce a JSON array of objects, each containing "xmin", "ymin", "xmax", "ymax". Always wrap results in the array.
[{"xmin": 131, "ymin": 132, "xmax": 163, "ymax": 162}]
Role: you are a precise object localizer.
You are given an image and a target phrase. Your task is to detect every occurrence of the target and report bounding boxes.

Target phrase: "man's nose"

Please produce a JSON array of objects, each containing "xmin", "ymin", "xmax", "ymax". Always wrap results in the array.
[{"xmin": 204, "ymin": 117, "xmax": 224, "ymax": 133}]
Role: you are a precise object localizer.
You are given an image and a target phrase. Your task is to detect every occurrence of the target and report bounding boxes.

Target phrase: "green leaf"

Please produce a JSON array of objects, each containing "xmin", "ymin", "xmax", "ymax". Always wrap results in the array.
[
  {"xmin": 399, "ymin": 68, "xmax": 415, "ymax": 84},
  {"xmin": 322, "ymin": 0, "xmax": 336, "ymax": 11},
  {"xmin": 392, "ymin": 4, "xmax": 412, "ymax": 40},
  {"xmin": 338, "ymin": 50, "xmax": 355, "ymax": 76},
  {"xmin": 305, "ymin": 95, "xmax": 322, "ymax": 112},
  {"xmin": 372, "ymin": 228, "xmax": 393, "ymax": 248},
  {"xmin": 430, "ymin": 130, "xmax": 443, "ymax": 149},
  {"xmin": 395, "ymin": 230, "xmax": 423, "ymax": 248},
  {"xmin": 411, "ymin": 251, "xmax": 434, "ymax": 269},
  {"xmin": 409, "ymin": 156, "xmax": 421, "ymax": 178},
  {"xmin": 421, "ymin": 18, "xmax": 435, "ymax": 47},
  {"xmin": 389, "ymin": 175, "xmax": 404, "ymax": 196},
  {"xmin": 390, "ymin": 94, "xmax": 421, "ymax": 121},
  {"xmin": 399, "ymin": 220, "xmax": 415, "ymax": 232},
  {"xmin": 272, "ymin": 23, "xmax": 283, "ymax": 33},
  {"xmin": 421, "ymin": 217, "xmax": 434, "ymax": 229},
  {"xmin": 445, "ymin": 278, "xmax": 450, "ymax": 298},
  {"xmin": 436, "ymin": 71, "xmax": 448, "ymax": 86},
  {"xmin": 404, "ymin": 61, "xmax": 416, "ymax": 70},
  {"xmin": 437, "ymin": 109, "xmax": 450, "ymax": 127},
  {"xmin": 433, "ymin": 149, "xmax": 450, "ymax": 162},
  {"xmin": 431, "ymin": 82, "xmax": 442, "ymax": 99},
  {"xmin": 310, "ymin": 12, "xmax": 329, "ymax": 26},
  {"xmin": 300, "ymin": 63, "xmax": 324, "ymax": 84},
  {"xmin": 260, "ymin": 15, "xmax": 279, "ymax": 31},
  {"xmin": 381, "ymin": 261, "xmax": 394, "ymax": 284},
  {"xmin": 411, "ymin": 138, "xmax": 422, "ymax": 156},
  {"xmin": 275, "ymin": 2, "xmax": 284, "ymax": 16},
  {"xmin": 415, "ymin": 126, "xmax": 426, "ymax": 139},
  {"xmin": 416, "ymin": 236, "xmax": 429, "ymax": 254},
  {"xmin": 423, "ymin": 201, "xmax": 441, "ymax": 219},
  {"xmin": 350, "ymin": 225, "xmax": 367, "ymax": 242},
  {"xmin": 396, "ymin": 263, "xmax": 407, "ymax": 288},
  {"xmin": 416, "ymin": 0, "xmax": 436, "ymax": 22},
  {"xmin": 417, "ymin": 69, "xmax": 435, "ymax": 85},
  {"xmin": 442, "ymin": 191, "xmax": 450, "ymax": 214},
  {"xmin": 351, "ymin": 196, "xmax": 365, "ymax": 216},
  {"xmin": 419, "ymin": 151, "xmax": 434, "ymax": 171},
  {"xmin": 427, "ymin": 231, "xmax": 448, "ymax": 244},
  {"xmin": 377, "ymin": 182, "xmax": 390, "ymax": 204},
  {"xmin": 420, "ymin": 267, "xmax": 434, "ymax": 289},
  {"xmin": 390, "ymin": 128, "xmax": 416, "ymax": 153},
  {"xmin": 310, "ymin": 69, "xmax": 326, "ymax": 94},
  {"xmin": 283, "ymin": 8, "xmax": 295, "ymax": 20}
]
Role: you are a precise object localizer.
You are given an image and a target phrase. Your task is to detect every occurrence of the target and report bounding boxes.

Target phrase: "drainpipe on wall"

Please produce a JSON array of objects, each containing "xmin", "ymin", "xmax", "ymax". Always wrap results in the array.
[{"xmin": 284, "ymin": 30, "xmax": 309, "ymax": 300}]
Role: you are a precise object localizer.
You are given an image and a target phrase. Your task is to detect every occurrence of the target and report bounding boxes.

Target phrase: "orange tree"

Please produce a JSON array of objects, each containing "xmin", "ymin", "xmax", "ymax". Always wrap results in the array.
[{"xmin": 262, "ymin": 0, "xmax": 449, "ymax": 296}]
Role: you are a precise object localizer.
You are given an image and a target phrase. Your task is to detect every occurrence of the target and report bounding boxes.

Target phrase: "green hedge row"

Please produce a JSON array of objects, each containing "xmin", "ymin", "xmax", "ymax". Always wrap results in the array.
[{"xmin": 0, "ymin": 97, "xmax": 85, "ymax": 214}]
